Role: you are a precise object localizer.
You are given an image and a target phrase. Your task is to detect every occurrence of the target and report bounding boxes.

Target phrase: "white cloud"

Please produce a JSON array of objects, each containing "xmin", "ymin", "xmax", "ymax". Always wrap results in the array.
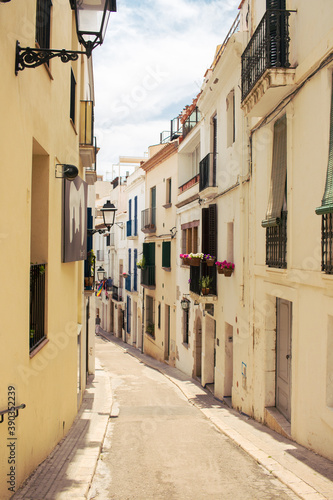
[{"xmin": 93, "ymin": 0, "xmax": 240, "ymax": 177}]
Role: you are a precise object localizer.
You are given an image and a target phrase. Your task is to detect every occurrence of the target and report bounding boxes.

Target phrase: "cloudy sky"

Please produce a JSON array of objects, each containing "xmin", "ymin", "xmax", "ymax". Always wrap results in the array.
[{"xmin": 93, "ymin": 0, "xmax": 240, "ymax": 178}]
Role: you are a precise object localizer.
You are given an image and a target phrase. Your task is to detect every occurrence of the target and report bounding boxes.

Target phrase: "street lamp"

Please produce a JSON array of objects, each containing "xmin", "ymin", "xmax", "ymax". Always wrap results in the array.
[
  {"xmin": 15, "ymin": 0, "xmax": 116, "ymax": 74},
  {"xmin": 97, "ymin": 266, "xmax": 106, "ymax": 281},
  {"xmin": 180, "ymin": 297, "xmax": 190, "ymax": 311},
  {"xmin": 101, "ymin": 200, "xmax": 117, "ymax": 231}
]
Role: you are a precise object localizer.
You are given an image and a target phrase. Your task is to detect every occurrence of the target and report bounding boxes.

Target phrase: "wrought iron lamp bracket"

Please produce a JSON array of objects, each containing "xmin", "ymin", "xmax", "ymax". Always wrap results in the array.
[{"xmin": 15, "ymin": 41, "xmax": 86, "ymax": 75}]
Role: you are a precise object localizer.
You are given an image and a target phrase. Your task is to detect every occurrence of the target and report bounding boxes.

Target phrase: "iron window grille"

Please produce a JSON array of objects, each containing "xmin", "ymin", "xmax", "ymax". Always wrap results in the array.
[
  {"xmin": 265, "ymin": 211, "xmax": 287, "ymax": 268},
  {"xmin": 36, "ymin": 0, "xmax": 52, "ymax": 51},
  {"xmin": 199, "ymin": 153, "xmax": 216, "ymax": 191},
  {"xmin": 30, "ymin": 264, "xmax": 46, "ymax": 352},
  {"xmin": 321, "ymin": 213, "xmax": 333, "ymax": 274}
]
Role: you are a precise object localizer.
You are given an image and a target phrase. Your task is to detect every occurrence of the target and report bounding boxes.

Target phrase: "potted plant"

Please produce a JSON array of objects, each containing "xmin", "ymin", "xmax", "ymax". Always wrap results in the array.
[
  {"xmin": 199, "ymin": 275, "xmax": 213, "ymax": 295},
  {"xmin": 146, "ymin": 322, "xmax": 155, "ymax": 336},
  {"xmin": 216, "ymin": 260, "xmax": 235, "ymax": 276},
  {"xmin": 204, "ymin": 254, "xmax": 215, "ymax": 266},
  {"xmin": 85, "ymin": 250, "xmax": 96, "ymax": 287},
  {"xmin": 189, "ymin": 252, "xmax": 204, "ymax": 267},
  {"xmin": 180, "ymin": 253, "xmax": 190, "ymax": 265},
  {"xmin": 136, "ymin": 255, "xmax": 146, "ymax": 269}
]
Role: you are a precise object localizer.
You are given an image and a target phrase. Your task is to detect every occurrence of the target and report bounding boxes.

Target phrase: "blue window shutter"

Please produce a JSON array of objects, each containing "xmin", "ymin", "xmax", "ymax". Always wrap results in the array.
[
  {"xmin": 128, "ymin": 199, "xmax": 132, "ymax": 221},
  {"xmin": 134, "ymin": 196, "xmax": 138, "ymax": 235},
  {"xmin": 134, "ymin": 249, "xmax": 137, "ymax": 291}
]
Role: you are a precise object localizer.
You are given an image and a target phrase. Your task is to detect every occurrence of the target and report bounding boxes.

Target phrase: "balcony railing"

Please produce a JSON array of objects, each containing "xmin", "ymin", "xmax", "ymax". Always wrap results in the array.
[
  {"xmin": 266, "ymin": 211, "xmax": 287, "ymax": 268},
  {"xmin": 141, "ymin": 208, "xmax": 156, "ymax": 233},
  {"xmin": 179, "ymin": 174, "xmax": 200, "ymax": 194},
  {"xmin": 30, "ymin": 264, "xmax": 46, "ymax": 352},
  {"xmin": 182, "ymin": 107, "xmax": 201, "ymax": 140},
  {"xmin": 79, "ymin": 100, "xmax": 94, "ymax": 146},
  {"xmin": 112, "ymin": 285, "xmax": 123, "ymax": 302},
  {"xmin": 241, "ymin": 9, "xmax": 293, "ymax": 101},
  {"xmin": 189, "ymin": 260, "xmax": 217, "ymax": 296},
  {"xmin": 126, "ymin": 219, "xmax": 138, "ymax": 238},
  {"xmin": 141, "ymin": 265, "xmax": 155, "ymax": 287},
  {"xmin": 125, "ymin": 276, "xmax": 131, "ymax": 292},
  {"xmin": 199, "ymin": 153, "xmax": 216, "ymax": 192}
]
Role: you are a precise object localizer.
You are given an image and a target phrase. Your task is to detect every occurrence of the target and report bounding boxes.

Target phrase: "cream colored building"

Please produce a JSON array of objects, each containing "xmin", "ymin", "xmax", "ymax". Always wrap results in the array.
[
  {"xmin": 241, "ymin": 0, "xmax": 333, "ymax": 460},
  {"xmin": 140, "ymin": 143, "xmax": 178, "ymax": 365},
  {"xmin": 0, "ymin": 1, "xmax": 104, "ymax": 496}
]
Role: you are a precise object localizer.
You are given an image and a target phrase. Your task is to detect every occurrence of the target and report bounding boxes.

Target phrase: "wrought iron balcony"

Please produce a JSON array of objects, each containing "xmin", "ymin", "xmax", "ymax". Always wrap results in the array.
[
  {"xmin": 189, "ymin": 260, "xmax": 217, "ymax": 297},
  {"xmin": 140, "ymin": 265, "xmax": 155, "ymax": 288},
  {"xmin": 112, "ymin": 285, "xmax": 123, "ymax": 302},
  {"xmin": 266, "ymin": 211, "xmax": 287, "ymax": 268},
  {"xmin": 141, "ymin": 208, "xmax": 156, "ymax": 233},
  {"xmin": 199, "ymin": 153, "xmax": 216, "ymax": 192},
  {"xmin": 241, "ymin": 9, "xmax": 295, "ymax": 113},
  {"xmin": 30, "ymin": 264, "xmax": 46, "ymax": 353}
]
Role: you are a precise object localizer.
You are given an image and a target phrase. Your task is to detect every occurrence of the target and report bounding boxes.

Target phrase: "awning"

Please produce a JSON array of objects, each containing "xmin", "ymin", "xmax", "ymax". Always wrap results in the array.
[
  {"xmin": 262, "ymin": 115, "xmax": 287, "ymax": 228},
  {"xmin": 316, "ymin": 81, "xmax": 333, "ymax": 215}
]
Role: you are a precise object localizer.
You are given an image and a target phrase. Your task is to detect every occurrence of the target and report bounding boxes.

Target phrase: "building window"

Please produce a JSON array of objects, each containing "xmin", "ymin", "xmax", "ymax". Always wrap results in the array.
[
  {"xmin": 126, "ymin": 296, "xmax": 131, "ymax": 334},
  {"xmin": 70, "ymin": 68, "xmax": 76, "ymax": 124},
  {"xmin": 226, "ymin": 89, "xmax": 235, "ymax": 147},
  {"xmin": 183, "ymin": 308, "xmax": 189, "ymax": 344},
  {"xmin": 316, "ymin": 76, "xmax": 333, "ymax": 273},
  {"xmin": 141, "ymin": 242, "xmax": 155, "ymax": 286},
  {"xmin": 191, "ymin": 144, "xmax": 200, "ymax": 177},
  {"xmin": 162, "ymin": 241, "xmax": 171, "ymax": 269},
  {"xmin": 261, "ymin": 115, "xmax": 287, "ymax": 268},
  {"xmin": 181, "ymin": 222, "xmax": 199, "ymax": 256},
  {"xmin": 146, "ymin": 295, "xmax": 154, "ymax": 337},
  {"xmin": 134, "ymin": 195, "xmax": 138, "ymax": 236},
  {"xmin": 36, "ymin": 0, "xmax": 52, "ymax": 51},
  {"xmin": 166, "ymin": 178, "xmax": 172, "ymax": 205},
  {"xmin": 151, "ymin": 186, "xmax": 156, "ymax": 226}
]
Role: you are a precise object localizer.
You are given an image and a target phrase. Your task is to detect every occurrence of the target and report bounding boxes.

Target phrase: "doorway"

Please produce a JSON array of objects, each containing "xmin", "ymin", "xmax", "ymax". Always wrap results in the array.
[
  {"xmin": 194, "ymin": 317, "xmax": 202, "ymax": 379},
  {"xmin": 164, "ymin": 305, "xmax": 170, "ymax": 360},
  {"xmin": 224, "ymin": 322, "xmax": 233, "ymax": 398},
  {"xmin": 276, "ymin": 298, "xmax": 292, "ymax": 422}
]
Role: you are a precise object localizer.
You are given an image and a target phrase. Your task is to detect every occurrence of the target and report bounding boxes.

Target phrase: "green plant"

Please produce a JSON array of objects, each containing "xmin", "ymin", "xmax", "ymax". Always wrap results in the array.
[
  {"xmin": 87, "ymin": 250, "xmax": 96, "ymax": 276},
  {"xmin": 146, "ymin": 322, "xmax": 154, "ymax": 335},
  {"xmin": 199, "ymin": 275, "xmax": 213, "ymax": 289},
  {"xmin": 136, "ymin": 255, "xmax": 146, "ymax": 269}
]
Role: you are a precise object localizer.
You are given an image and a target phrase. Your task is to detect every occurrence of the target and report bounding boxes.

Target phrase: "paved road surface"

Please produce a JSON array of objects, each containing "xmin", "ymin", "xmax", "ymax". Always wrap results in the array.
[{"xmin": 88, "ymin": 337, "xmax": 299, "ymax": 500}]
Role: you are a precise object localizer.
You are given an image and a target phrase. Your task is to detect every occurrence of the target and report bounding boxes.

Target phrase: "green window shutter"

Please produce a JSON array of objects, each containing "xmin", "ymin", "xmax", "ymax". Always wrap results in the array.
[
  {"xmin": 316, "ymin": 79, "xmax": 333, "ymax": 215},
  {"xmin": 162, "ymin": 241, "xmax": 171, "ymax": 268},
  {"xmin": 143, "ymin": 242, "xmax": 150, "ymax": 264},
  {"xmin": 262, "ymin": 115, "xmax": 287, "ymax": 227}
]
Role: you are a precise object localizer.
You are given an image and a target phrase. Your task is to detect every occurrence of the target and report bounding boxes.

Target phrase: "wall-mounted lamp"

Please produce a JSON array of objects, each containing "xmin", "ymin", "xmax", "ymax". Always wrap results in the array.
[
  {"xmin": 15, "ymin": 0, "xmax": 116, "ymax": 74},
  {"xmin": 96, "ymin": 266, "xmax": 106, "ymax": 281},
  {"xmin": 55, "ymin": 164, "xmax": 79, "ymax": 181},
  {"xmin": 180, "ymin": 296, "xmax": 190, "ymax": 311},
  {"xmin": 88, "ymin": 199, "xmax": 117, "ymax": 235}
]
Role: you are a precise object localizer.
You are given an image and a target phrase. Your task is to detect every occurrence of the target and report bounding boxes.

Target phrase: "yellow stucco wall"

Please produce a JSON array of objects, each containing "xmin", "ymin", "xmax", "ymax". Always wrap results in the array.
[{"xmin": 0, "ymin": 2, "xmax": 87, "ymax": 496}]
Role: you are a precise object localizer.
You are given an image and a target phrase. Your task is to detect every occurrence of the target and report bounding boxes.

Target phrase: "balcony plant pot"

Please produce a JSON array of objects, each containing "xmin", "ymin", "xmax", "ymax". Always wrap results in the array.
[
  {"xmin": 201, "ymin": 288, "xmax": 209, "ymax": 295},
  {"xmin": 182, "ymin": 257, "xmax": 191, "ymax": 265},
  {"xmin": 85, "ymin": 277, "xmax": 94, "ymax": 287},
  {"xmin": 206, "ymin": 258, "xmax": 215, "ymax": 267},
  {"xmin": 223, "ymin": 268, "xmax": 233, "ymax": 277},
  {"xmin": 190, "ymin": 257, "xmax": 201, "ymax": 267}
]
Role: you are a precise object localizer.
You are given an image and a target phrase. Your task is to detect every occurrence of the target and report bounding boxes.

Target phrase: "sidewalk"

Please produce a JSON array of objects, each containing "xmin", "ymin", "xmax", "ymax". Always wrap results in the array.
[
  {"xmin": 13, "ymin": 329, "xmax": 333, "ymax": 500},
  {"xmin": 12, "ymin": 358, "xmax": 112, "ymax": 500},
  {"xmin": 97, "ymin": 329, "xmax": 333, "ymax": 500}
]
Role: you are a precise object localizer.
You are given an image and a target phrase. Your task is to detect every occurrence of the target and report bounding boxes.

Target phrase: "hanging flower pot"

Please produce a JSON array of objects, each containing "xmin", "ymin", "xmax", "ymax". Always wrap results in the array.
[
  {"xmin": 223, "ymin": 268, "xmax": 233, "ymax": 277},
  {"xmin": 206, "ymin": 258, "xmax": 215, "ymax": 267},
  {"xmin": 190, "ymin": 257, "xmax": 201, "ymax": 266},
  {"xmin": 180, "ymin": 254, "xmax": 191, "ymax": 265},
  {"xmin": 217, "ymin": 266, "xmax": 224, "ymax": 274}
]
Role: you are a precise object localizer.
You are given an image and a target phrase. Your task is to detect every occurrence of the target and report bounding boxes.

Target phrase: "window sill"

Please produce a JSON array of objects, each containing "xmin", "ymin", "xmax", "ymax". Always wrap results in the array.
[
  {"xmin": 70, "ymin": 118, "xmax": 78, "ymax": 135},
  {"xmin": 162, "ymin": 267, "xmax": 171, "ymax": 272},
  {"xmin": 30, "ymin": 338, "xmax": 49, "ymax": 358},
  {"xmin": 182, "ymin": 342, "xmax": 189, "ymax": 349},
  {"xmin": 163, "ymin": 203, "xmax": 172, "ymax": 209}
]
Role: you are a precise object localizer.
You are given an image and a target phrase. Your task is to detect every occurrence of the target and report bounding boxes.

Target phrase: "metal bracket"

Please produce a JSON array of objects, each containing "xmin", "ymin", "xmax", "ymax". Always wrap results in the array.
[{"xmin": 0, "ymin": 404, "xmax": 26, "ymax": 424}]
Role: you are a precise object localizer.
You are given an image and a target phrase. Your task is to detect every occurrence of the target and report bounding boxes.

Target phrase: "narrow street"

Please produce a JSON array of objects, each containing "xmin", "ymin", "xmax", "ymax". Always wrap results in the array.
[{"xmin": 88, "ymin": 336, "xmax": 298, "ymax": 500}]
